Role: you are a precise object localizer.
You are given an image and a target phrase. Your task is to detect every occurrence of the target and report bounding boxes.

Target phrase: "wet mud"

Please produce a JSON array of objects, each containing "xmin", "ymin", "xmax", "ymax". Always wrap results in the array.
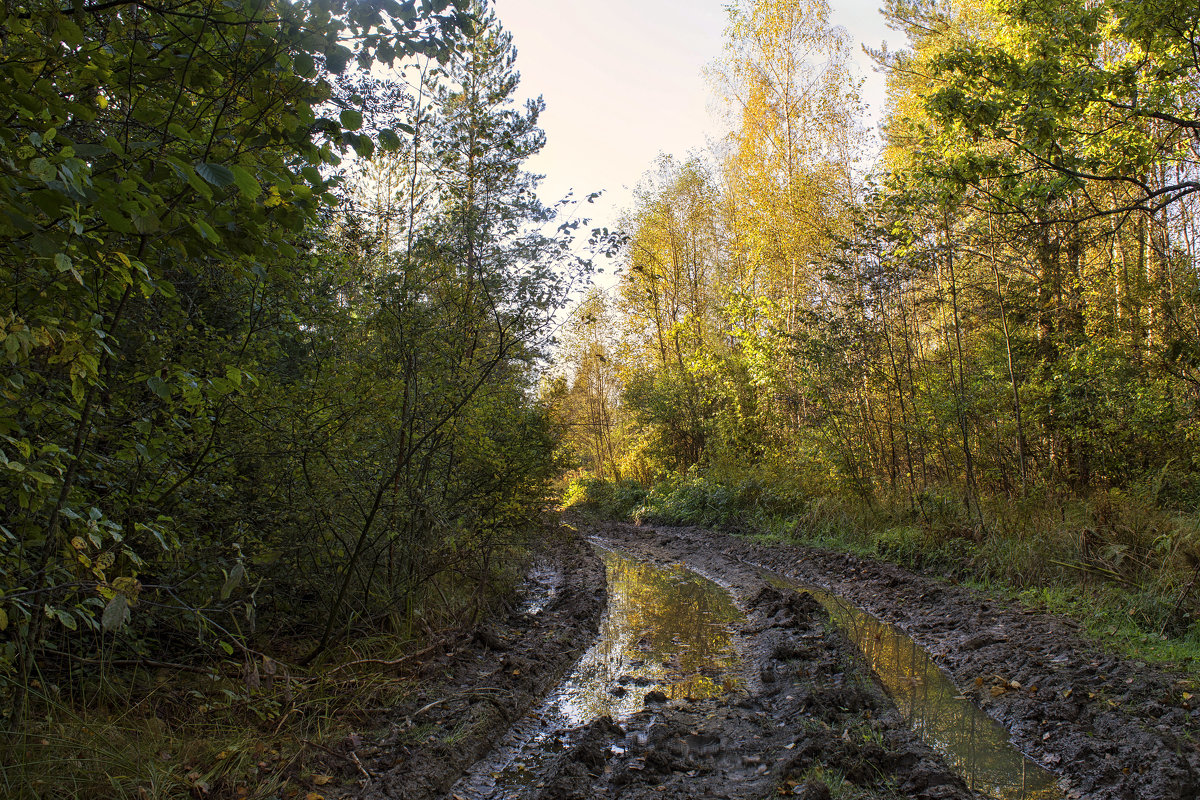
[
  {"xmin": 334, "ymin": 525, "xmax": 607, "ymax": 800},
  {"xmin": 523, "ymin": 578, "xmax": 985, "ymax": 800},
  {"xmin": 447, "ymin": 531, "xmax": 993, "ymax": 800},
  {"xmin": 595, "ymin": 521, "xmax": 1200, "ymax": 800},
  {"xmin": 330, "ymin": 519, "xmax": 1198, "ymax": 800},
  {"xmin": 449, "ymin": 549, "xmax": 747, "ymax": 798}
]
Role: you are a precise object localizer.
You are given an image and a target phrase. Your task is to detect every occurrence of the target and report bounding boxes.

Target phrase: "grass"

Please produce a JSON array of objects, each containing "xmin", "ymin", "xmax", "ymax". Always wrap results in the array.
[
  {"xmin": 564, "ymin": 472, "xmax": 1200, "ymax": 676},
  {"xmin": 1, "ymin": 538, "xmax": 540, "ymax": 799},
  {"xmin": 0, "ymin": 631, "xmax": 430, "ymax": 799}
]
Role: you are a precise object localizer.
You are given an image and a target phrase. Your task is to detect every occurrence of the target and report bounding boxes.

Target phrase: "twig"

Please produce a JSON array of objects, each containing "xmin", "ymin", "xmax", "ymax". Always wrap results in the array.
[
  {"xmin": 301, "ymin": 738, "xmax": 375, "ymax": 781},
  {"xmin": 325, "ymin": 641, "xmax": 445, "ymax": 675},
  {"xmin": 1162, "ymin": 560, "xmax": 1200, "ymax": 637},
  {"xmin": 272, "ymin": 706, "xmax": 302, "ymax": 736},
  {"xmin": 1049, "ymin": 558, "xmax": 1132, "ymax": 586},
  {"xmin": 349, "ymin": 751, "xmax": 373, "ymax": 783}
]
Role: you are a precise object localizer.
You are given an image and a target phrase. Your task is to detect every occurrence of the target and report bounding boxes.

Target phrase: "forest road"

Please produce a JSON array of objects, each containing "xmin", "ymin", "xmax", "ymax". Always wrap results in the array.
[
  {"xmin": 568, "ymin": 521, "xmax": 1199, "ymax": 800},
  {"xmin": 337, "ymin": 521, "xmax": 1198, "ymax": 800}
]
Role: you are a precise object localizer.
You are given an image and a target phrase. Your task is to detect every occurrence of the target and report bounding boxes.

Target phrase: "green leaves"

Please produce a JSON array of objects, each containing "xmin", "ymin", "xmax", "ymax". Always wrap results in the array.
[
  {"xmin": 147, "ymin": 375, "xmax": 172, "ymax": 401},
  {"xmin": 0, "ymin": 0, "xmax": 478, "ymax": 718},
  {"xmin": 378, "ymin": 128, "xmax": 401, "ymax": 151},
  {"xmin": 230, "ymin": 165, "xmax": 262, "ymax": 200},
  {"xmin": 196, "ymin": 162, "xmax": 236, "ymax": 188},
  {"xmin": 101, "ymin": 594, "xmax": 130, "ymax": 631},
  {"xmin": 325, "ymin": 44, "xmax": 353, "ymax": 74},
  {"xmin": 48, "ymin": 607, "xmax": 77, "ymax": 631},
  {"xmin": 293, "ymin": 51, "xmax": 316, "ymax": 78},
  {"xmin": 220, "ymin": 562, "xmax": 246, "ymax": 600},
  {"xmin": 29, "ymin": 157, "xmax": 56, "ymax": 183}
]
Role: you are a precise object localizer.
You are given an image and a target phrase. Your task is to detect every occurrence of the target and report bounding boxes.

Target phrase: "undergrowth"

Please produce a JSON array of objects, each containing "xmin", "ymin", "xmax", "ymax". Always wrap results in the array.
[
  {"xmin": 0, "ymin": 554, "xmax": 532, "ymax": 799},
  {"xmin": 563, "ymin": 471, "xmax": 1200, "ymax": 672},
  {"xmin": 0, "ymin": 630, "xmax": 430, "ymax": 799}
]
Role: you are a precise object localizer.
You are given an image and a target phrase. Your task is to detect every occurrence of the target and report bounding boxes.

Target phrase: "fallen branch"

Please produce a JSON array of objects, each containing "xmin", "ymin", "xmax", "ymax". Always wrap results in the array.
[
  {"xmin": 1049, "ymin": 559, "xmax": 1132, "ymax": 586},
  {"xmin": 326, "ymin": 640, "xmax": 448, "ymax": 675}
]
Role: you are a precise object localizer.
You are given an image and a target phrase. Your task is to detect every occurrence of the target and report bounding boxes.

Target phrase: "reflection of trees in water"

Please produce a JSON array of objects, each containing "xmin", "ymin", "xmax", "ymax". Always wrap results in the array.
[
  {"xmin": 551, "ymin": 552, "xmax": 745, "ymax": 721},
  {"xmin": 818, "ymin": 592, "xmax": 1059, "ymax": 799},
  {"xmin": 608, "ymin": 556, "xmax": 742, "ymax": 678}
]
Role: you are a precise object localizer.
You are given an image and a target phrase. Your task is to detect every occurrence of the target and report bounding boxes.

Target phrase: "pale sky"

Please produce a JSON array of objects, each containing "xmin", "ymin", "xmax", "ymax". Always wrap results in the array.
[{"xmin": 494, "ymin": 0, "xmax": 899, "ymax": 240}]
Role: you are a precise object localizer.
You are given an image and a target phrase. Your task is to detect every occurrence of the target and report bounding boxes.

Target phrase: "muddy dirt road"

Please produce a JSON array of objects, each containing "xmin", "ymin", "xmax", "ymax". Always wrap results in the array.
[
  {"xmin": 587, "ymin": 522, "xmax": 1199, "ymax": 800},
  {"xmin": 335, "ymin": 521, "xmax": 1198, "ymax": 800}
]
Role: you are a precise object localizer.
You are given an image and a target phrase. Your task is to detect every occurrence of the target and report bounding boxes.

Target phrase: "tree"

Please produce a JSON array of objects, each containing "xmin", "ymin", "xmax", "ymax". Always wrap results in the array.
[{"xmin": 0, "ymin": 0, "xmax": 469, "ymax": 721}]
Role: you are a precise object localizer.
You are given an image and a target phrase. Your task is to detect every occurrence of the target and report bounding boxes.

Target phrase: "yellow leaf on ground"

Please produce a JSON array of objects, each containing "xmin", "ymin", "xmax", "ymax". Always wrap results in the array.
[{"xmin": 313, "ymin": 775, "xmax": 333, "ymax": 785}]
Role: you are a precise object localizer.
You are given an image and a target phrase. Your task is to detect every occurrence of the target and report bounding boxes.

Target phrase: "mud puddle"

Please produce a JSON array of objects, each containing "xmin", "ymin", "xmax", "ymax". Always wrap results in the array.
[
  {"xmin": 758, "ymin": 569, "xmax": 1059, "ymax": 799},
  {"xmin": 450, "ymin": 548, "xmax": 745, "ymax": 799}
]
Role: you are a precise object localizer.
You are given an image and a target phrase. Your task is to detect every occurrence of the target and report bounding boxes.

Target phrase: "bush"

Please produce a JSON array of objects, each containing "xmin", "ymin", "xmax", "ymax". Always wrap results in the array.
[{"xmin": 562, "ymin": 475, "xmax": 648, "ymax": 519}]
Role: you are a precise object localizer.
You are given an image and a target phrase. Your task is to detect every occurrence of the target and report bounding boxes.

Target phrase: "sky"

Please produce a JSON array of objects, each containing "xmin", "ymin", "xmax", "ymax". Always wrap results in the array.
[{"xmin": 494, "ymin": 0, "xmax": 900, "ymax": 243}]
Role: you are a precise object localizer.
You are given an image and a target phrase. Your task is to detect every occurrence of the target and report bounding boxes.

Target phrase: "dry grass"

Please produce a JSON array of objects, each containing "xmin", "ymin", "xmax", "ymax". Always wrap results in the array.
[{"xmin": 0, "ymin": 631, "xmax": 434, "ymax": 800}]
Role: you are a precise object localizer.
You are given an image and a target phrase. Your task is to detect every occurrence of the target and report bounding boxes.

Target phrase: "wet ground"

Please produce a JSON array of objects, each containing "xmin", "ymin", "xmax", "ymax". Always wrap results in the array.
[
  {"xmin": 447, "ymin": 533, "xmax": 1010, "ymax": 800},
  {"xmin": 330, "ymin": 520, "xmax": 1199, "ymax": 800},
  {"xmin": 334, "ymin": 526, "xmax": 607, "ymax": 800},
  {"xmin": 597, "ymin": 522, "xmax": 1200, "ymax": 800},
  {"xmin": 758, "ymin": 571, "xmax": 1058, "ymax": 798},
  {"xmin": 450, "ymin": 549, "xmax": 745, "ymax": 798}
]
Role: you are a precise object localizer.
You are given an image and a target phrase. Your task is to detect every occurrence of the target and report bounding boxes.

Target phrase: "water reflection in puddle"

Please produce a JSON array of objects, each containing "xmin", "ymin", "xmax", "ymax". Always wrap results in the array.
[
  {"xmin": 559, "ymin": 548, "xmax": 745, "ymax": 717},
  {"xmin": 451, "ymin": 548, "xmax": 745, "ymax": 798},
  {"xmin": 762, "ymin": 573, "xmax": 1061, "ymax": 799}
]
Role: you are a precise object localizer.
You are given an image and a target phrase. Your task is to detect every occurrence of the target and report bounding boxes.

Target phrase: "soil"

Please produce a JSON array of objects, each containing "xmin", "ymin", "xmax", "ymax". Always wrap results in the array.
[
  {"xmin": 592, "ymin": 521, "xmax": 1200, "ymax": 800},
  {"xmin": 328, "ymin": 524, "xmax": 607, "ymax": 800},
  {"xmin": 326, "ymin": 519, "xmax": 1200, "ymax": 800},
  {"xmin": 521, "ymin": 547, "xmax": 982, "ymax": 800}
]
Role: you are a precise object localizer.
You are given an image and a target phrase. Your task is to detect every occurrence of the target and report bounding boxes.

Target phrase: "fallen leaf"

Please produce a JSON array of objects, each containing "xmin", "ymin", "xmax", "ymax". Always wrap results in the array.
[{"xmin": 313, "ymin": 776, "xmax": 333, "ymax": 786}]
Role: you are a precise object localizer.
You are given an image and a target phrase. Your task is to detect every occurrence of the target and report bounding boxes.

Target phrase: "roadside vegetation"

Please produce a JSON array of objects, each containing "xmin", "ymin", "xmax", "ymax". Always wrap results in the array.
[
  {"xmin": 0, "ymin": 0, "xmax": 598, "ymax": 795},
  {"xmin": 552, "ymin": 0, "xmax": 1200, "ymax": 674}
]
